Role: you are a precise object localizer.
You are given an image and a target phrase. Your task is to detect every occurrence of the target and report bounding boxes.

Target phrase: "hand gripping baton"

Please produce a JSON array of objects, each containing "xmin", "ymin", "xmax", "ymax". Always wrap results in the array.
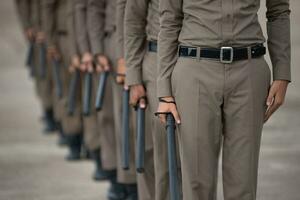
[
  {"xmin": 166, "ymin": 113, "xmax": 180, "ymax": 200},
  {"xmin": 95, "ymin": 71, "xmax": 109, "ymax": 111},
  {"xmin": 67, "ymin": 69, "xmax": 80, "ymax": 116},
  {"xmin": 83, "ymin": 72, "xmax": 93, "ymax": 116},
  {"xmin": 121, "ymin": 88, "xmax": 130, "ymax": 170},
  {"xmin": 136, "ymin": 97, "xmax": 146, "ymax": 173},
  {"xmin": 52, "ymin": 59, "xmax": 63, "ymax": 99}
]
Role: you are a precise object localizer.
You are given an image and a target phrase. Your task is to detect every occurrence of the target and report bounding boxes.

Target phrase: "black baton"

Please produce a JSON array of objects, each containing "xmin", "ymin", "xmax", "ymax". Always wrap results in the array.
[
  {"xmin": 136, "ymin": 99, "xmax": 146, "ymax": 173},
  {"xmin": 95, "ymin": 71, "xmax": 109, "ymax": 111},
  {"xmin": 52, "ymin": 59, "xmax": 63, "ymax": 99},
  {"xmin": 67, "ymin": 69, "xmax": 80, "ymax": 116},
  {"xmin": 39, "ymin": 43, "xmax": 47, "ymax": 79},
  {"xmin": 83, "ymin": 72, "xmax": 92, "ymax": 116},
  {"xmin": 166, "ymin": 113, "xmax": 180, "ymax": 200},
  {"xmin": 121, "ymin": 88, "xmax": 130, "ymax": 170},
  {"xmin": 26, "ymin": 42, "xmax": 35, "ymax": 77}
]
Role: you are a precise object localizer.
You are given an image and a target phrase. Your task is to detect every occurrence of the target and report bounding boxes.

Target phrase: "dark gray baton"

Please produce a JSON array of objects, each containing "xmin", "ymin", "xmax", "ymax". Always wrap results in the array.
[
  {"xmin": 166, "ymin": 113, "xmax": 180, "ymax": 200},
  {"xmin": 67, "ymin": 69, "xmax": 80, "ymax": 116},
  {"xmin": 38, "ymin": 43, "xmax": 47, "ymax": 79},
  {"xmin": 52, "ymin": 59, "xmax": 63, "ymax": 99},
  {"xmin": 121, "ymin": 87, "xmax": 130, "ymax": 170},
  {"xmin": 82, "ymin": 71, "xmax": 93, "ymax": 116},
  {"xmin": 95, "ymin": 71, "xmax": 109, "ymax": 111},
  {"xmin": 26, "ymin": 42, "xmax": 35, "ymax": 77},
  {"xmin": 135, "ymin": 96, "xmax": 147, "ymax": 173}
]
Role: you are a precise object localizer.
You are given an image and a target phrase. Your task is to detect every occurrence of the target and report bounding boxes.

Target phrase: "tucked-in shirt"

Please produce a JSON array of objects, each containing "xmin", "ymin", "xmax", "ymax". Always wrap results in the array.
[
  {"xmin": 157, "ymin": 0, "xmax": 291, "ymax": 97},
  {"xmin": 124, "ymin": 0, "xmax": 159, "ymax": 86}
]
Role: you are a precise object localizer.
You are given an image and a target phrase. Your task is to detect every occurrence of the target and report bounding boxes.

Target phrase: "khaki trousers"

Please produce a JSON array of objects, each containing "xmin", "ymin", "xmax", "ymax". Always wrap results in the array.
[
  {"xmin": 33, "ymin": 43, "xmax": 53, "ymax": 111},
  {"xmin": 171, "ymin": 56, "xmax": 271, "ymax": 200},
  {"xmin": 142, "ymin": 51, "xmax": 170, "ymax": 200},
  {"xmin": 104, "ymin": 31, "xmax": 136, "ymax": 182},
  {"xmin": 82, "ymin": 74, "xmax": 101, "ymax": 150},
  {"xmin": 57, "ymin": 34, "xmax": 83, "ymax": 135}
]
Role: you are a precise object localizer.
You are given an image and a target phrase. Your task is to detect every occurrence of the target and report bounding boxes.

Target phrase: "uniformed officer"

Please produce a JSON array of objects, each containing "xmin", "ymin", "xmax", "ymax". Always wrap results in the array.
[
  {"xmin": 86, "ymin": 0, "xmax": 139, "ymax": 199},
  {"xmin": 15, "ymin": 0, "xmax": 56, "ymax": 133},
  {"xmin": 41, "ymin": 0, "xmax": 84, "ymax": 159},
  {"xmin": 157, "ymin": 0, "xmax": 291, "ymax": 199},
  {"xmin": 123, "ymin": 0, "xmax": 172, "ymax": 199},
  {"xmin": 75, "ymin": 1, "xmax": 129, "ymax": 199}
]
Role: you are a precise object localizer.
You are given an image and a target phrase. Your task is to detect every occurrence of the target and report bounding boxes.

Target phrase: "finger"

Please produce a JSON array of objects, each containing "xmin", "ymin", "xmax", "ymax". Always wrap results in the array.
[
  {"xmin": 264, "ymin": 102, "xmax": 280, "ymax": 122},
  {"xmin": 129, "ymin": 95, "xmax": 138, "ymax": 107},
  {"xmin": 158, "ymin": 113, "xmax": 167, "ymax": 124},
  {"xmin": 139, "ymin": 98, "xmax": 147, "ymax": 109},
  {"xmin": 171, "ymin": 107, "xmax": 181, "ymax": 124}
]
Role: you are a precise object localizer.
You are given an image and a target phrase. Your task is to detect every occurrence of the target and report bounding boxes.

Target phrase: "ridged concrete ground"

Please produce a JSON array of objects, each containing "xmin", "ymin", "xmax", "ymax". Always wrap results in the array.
[{"xmin": 0, "ymin": 1, "xmax": 299, "ymax": 200}]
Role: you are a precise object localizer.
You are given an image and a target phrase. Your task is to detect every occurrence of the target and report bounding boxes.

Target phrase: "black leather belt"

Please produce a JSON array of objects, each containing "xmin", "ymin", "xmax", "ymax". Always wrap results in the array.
[
  {"xmin": 179, "ymin": 44, "xmax": 266, "ymax": 63},
  {"xmin": 148, "ymin": 41, "xmax": 157, "ymax": 52}
]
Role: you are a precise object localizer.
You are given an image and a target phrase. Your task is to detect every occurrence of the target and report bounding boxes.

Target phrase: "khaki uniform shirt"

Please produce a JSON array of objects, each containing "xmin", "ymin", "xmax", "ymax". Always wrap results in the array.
[
  {"xmin": 157, "ymin": 0, "xmax": 291, "ymax": 97},
  {"xmin": 123, "ymin": 0, "xmax": 159, "ymax": 86}
]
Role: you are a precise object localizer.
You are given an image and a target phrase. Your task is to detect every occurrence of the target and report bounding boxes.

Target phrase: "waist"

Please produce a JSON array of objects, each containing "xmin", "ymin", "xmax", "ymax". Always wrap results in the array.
[{"xmin": 178, "ymin": 44, "xmax": 266, "ymax": 64}]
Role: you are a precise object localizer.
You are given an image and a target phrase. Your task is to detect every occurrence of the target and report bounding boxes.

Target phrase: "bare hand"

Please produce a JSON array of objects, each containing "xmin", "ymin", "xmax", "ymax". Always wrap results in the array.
[
  {"xmin": 69, "ymin": 55, "xmax": 80, "ymax": 73},
  {"xmin": 130, "ymin": 84, "xmax": 146, "ymax": 108},
  {"xmin": 47, "ymin": 45, "xmax": 60, "ymax": 61},
  {"xmin": 96, "ymin": 55, "xmax": 110, "ymax": 73},
  {"xmin": 264, "ymin": 80, "xmax": 289, "ymax": 122},
  {"xmin": 25, "ymin": 28, "xmax": 35, "ymax": 41},
  {"xmin": 116, "ymin": 58, "xmax": 126, "ymax": 84},
  {"xmin": 81, "ymin": 52, "xmax": 94, "ymax": 72},
  {"xmin": 156, "ymin": 96, "xmax": 181, "ymax": 124},
  {"xmin": 36, "ymin": 31, "xmax": 45, "ymax": 43}
]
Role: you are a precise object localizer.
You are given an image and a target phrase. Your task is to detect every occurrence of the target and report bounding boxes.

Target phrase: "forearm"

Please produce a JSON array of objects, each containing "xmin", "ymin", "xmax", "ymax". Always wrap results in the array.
[
  {"xmin": 157, "ymin": 0, "xmax": 183, "ymax": 97},
  {"xmin": 124, "ymin": 0, "xmax": 148, "ymax": 86},
  {"xmin": 87, "ymin": 0, "xmax": 105, "ymax": 55}
]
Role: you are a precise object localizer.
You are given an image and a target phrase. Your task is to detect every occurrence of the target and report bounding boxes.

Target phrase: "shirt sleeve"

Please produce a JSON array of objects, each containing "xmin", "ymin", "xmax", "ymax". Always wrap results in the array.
[
  {"xmin": 116, "ymin": 0, "xmax": 126, "ymax": 59},
  {"xmin": 157, "ymin": 0, "xmax": 183, "ymax": 97},
  {"xmin": 124, "ymin": 0, "xmax": 148, "ymax": 86},
  {"xmin": 87, "ymin": 0, "xmax": 105, "ymax": 55},
  {"xmin": 74, "ymin": 0, "xmax": 90, "ymax": 54},
  {"xmin": 15, "ymin": 0, "xmax": 32, "ymax": 30},
  {"xmin": 67, "ymin": 2, "xmax": 78, "ymax": 57},
  {"xmin": 266, "ymin": 0, "xmax": 291, "ymax": 82},
  {"xmin": 41, "ymin": 0, "xmax": 57, "ymax": 47}
]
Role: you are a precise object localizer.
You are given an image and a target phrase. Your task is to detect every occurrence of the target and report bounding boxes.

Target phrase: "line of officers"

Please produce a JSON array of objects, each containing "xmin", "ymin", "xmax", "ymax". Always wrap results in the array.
[{"xmin": 15, "ymin": 0, "xmax": 178, "ymax": 200}]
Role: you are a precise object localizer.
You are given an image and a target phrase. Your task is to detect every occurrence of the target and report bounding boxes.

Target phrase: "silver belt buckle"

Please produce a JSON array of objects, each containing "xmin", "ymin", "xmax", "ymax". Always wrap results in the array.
[{"xmin": 220, "ymin": 47, "xmax": 233, "ymax": 64}]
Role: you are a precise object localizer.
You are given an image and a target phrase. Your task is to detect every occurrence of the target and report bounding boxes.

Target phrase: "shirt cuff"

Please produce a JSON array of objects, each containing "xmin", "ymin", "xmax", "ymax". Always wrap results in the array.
[
  {"xmin": 157, "ymin": 78, "xmax": 172, "ymax": 98},
  {"xmin": 273, "ymin": 62, "xmax": 291, "ymax": 82},
  {"xmin": 125, "ymin": 68, "xmax": 143, "ymax": 86}
]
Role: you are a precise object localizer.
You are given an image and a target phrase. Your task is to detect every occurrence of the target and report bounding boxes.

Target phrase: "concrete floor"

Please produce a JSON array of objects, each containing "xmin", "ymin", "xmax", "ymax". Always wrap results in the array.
[{"xmin": 0, "ymin": 1, "xmax": 299, "ymax": 200}]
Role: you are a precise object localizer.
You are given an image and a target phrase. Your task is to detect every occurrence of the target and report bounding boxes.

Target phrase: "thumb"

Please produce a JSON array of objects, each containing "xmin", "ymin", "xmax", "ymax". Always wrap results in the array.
[
  {"xmin": 266, "ymin": 88, "xmax": 275, "ymax": 106},
  {"xmin": 139, "ymin": 98, "xmax": 147, "ymax": 109},
  {"xmin": 171, "ymin": 107, "xmax": 181, "ymax": 124}
]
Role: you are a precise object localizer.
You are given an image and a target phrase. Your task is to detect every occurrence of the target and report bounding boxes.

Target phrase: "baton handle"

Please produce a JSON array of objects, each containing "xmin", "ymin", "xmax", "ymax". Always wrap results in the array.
[
  {"xmin": 166, "ymin": 113, "xmax": 180, "ymax": 200},
  {"xmin": 39, "ymin": 43, "xmax": 47, "ymax": 79},
  {"xmin": 95, "ymin": 71, "xmax": 108, "ymax": 111},
  {"xmin": 83, "ymin": 72, "xmax": 92, "ymax": 116},
  {"xmin": 136, "ymin": 106, "xmax": 145, "ymax": 173},
  {"xmin": 67, "ymin": 69, "xmax": 80, "ymax": 116},
  {"xmin": 52, "ymin": 59, "xmax": 63, "ymax": 99},
  {"xmin": 26, "ymin": 43, "xmax": 35, "ymax": 77},
  {"xmin": 121, "ymin": 88, "xmax": 130, "ymax": 170}
]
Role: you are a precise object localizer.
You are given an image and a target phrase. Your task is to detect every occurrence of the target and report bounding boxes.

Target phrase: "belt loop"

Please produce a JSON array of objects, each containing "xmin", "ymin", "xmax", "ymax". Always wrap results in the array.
[
  {"xmin": 196, "ymin": 47, "xmax": 201, "ymax": 61},
  {"xmin": 247, "ymin": 46, "xmax": 252, "ymax": 60}
]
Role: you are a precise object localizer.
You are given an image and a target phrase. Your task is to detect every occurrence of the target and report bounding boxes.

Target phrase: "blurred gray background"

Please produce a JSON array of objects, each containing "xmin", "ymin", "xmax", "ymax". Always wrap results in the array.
[{"xmin": 0, "ymin": 1, "xmax": 299, "ymax": 200}]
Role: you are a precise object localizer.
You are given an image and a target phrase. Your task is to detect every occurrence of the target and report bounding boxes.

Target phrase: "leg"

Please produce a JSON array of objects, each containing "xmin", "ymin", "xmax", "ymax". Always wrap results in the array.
[
  {"xmin": 173, "ymin": 58, "xmax": 223, "ymax": 200},
  {"xmin": 222, "ymin": 58, "xmax": 271, "ymax": 200}
]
